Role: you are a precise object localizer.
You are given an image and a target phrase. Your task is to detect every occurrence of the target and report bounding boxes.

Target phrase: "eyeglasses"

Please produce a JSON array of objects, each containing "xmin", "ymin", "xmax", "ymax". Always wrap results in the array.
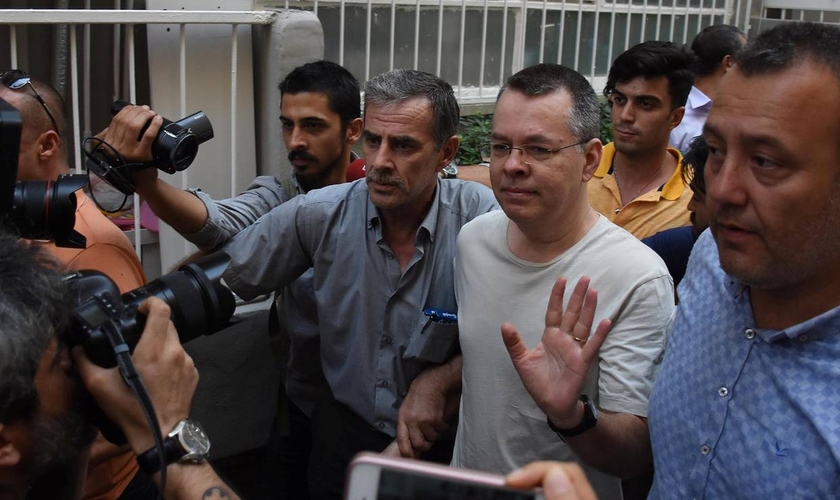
[
  {"xmin": 481, "ymin": 141, "xmax": 586, "ymax": 164},
  {"xmin": 1, "ymin": 69, "xmax": 61, "ymax": 137}
]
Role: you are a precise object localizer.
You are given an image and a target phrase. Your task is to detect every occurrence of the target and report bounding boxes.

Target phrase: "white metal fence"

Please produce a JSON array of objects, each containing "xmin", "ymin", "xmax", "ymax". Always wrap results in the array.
[{"xmin": 280, "ymin": 0, "xmax": 748, "ymax": 99}]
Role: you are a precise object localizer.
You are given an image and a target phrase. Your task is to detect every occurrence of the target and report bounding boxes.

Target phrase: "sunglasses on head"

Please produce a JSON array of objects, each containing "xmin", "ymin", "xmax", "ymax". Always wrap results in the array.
[{"xmin": 1, "ymin": 69, "xmax": 61, "ymax": 137}]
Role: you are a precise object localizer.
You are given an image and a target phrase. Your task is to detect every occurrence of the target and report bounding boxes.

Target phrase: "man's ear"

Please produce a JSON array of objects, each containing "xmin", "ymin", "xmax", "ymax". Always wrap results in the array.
[
  {"xmin": 346, "ymin": 117, "xmax": 363, "ymax": 145},
  {"xmin": 668, "ymin": 106, "xmax": 686, "ymax": 131},
  {"xmin": 0, "ymin": 424, "xmax": 22, "ymax": 468},
  {"xmin": 436, "ymin": 135, "xmax": 460, "ymax": 172},
  {"xmin": 36, "ymin": 129, "xmax": 61, "ymax": 162},
  {"xmin": 581, "ymin": 138, "xmax": 603, "ymax": 183}
]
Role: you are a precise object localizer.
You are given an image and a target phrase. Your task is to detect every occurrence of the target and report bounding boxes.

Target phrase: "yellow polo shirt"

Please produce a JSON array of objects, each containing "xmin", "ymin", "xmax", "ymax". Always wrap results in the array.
[{"xmin": 588, "ymin": 143, "xmax": 692, "ymax": 239}]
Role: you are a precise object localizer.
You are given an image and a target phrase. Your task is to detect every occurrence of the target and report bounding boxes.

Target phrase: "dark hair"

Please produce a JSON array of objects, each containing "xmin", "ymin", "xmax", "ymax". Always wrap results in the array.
[
  {"xmin": 0, "ymin": 232, "xmax": 71, "ymax": 424},
  {"xmin": 736, "ymin": 22, "xmax": 840, "ymax": 81},
  {"xmin": 604, "ymin": 41, "xmax": 695, "ymax": 109},
  {"xmin": 364, "ymin": 69, "xmax": 459, "ymax": 149},
  {"xmin": 690, "ymin": 25, "xmax": 747, "ymax": 77},
  {"xmin": 279, "ymin": 60, "xmax": 361, "ymax": 126},
  {"xmin": 681, "ymin": 135, "xmax": 708, "ymax": 194},
  {"xmin": 499, "ymin": 63, "xmax": 600, "ymax": 144}
]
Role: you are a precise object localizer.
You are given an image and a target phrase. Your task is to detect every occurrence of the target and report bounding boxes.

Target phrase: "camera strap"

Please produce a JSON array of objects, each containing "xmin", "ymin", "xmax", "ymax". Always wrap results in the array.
[{"xmin": 101, "ymin": 321, "xmax": 167, "ymax": 499}]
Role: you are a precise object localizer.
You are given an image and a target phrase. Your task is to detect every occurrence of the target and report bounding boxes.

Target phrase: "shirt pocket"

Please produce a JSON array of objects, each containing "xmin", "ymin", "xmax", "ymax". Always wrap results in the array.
[{"xmin": 403, "ymin": 316, "xmax": 459, "ymax": 364}]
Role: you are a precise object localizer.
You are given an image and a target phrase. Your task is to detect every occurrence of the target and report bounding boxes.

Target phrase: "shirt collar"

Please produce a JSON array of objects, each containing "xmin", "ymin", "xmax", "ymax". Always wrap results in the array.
[
  {"xmin": 594, "ymin": 143, "xmax": 686, "ymax": 200},
  {"xmin": 366, "ymin": 179, "xmax": 442, "ymax": 243},
  {"xmin": 686, "ymin": 85, "xmax": 712, "ymax": 110}
]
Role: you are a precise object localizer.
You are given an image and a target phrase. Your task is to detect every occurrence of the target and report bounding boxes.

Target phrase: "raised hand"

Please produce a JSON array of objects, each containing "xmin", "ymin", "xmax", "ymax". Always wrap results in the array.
[{"xmin": 501, "ymin": 276, "xmax": 611, "ymax": 427}]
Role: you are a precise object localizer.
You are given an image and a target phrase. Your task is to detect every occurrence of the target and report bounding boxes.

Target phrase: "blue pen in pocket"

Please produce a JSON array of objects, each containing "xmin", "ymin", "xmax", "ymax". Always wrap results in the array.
[{"xmin": 423, "ymin": 307, "xmax": 458, "ymax": 324}]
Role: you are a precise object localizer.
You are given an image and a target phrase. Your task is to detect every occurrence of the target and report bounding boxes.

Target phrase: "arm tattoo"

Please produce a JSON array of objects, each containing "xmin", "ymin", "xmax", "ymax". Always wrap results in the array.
[{"xmin": 202, "ymin": 486, "xmax": 230, "ymax": 499}]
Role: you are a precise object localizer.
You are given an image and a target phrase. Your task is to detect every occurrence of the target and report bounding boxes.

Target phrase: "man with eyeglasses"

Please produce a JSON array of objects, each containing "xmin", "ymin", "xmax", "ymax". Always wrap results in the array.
[
  {"xmin": 589, "ymin": 41, "xmax": 695, "ymax": 239},
  {"xmin": 451, "ymin": 64, "xmax": 673, "ymax": 499},
  {"xmin": 0, "ymin": 71, "xmax": 151, "ymax": 500}
]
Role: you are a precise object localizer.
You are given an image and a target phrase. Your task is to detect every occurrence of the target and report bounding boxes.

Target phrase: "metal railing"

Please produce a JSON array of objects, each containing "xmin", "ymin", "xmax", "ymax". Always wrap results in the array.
[{"xmin": 279, "ymin": 0, "xmax": 745, "ymax": 99}]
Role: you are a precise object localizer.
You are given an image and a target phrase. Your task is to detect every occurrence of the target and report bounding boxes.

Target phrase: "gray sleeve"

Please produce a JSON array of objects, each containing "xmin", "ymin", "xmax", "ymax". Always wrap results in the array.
[
  {"xmin": 597, "ymin": 275, "xmax": 674, "ymax": 418},
  {"xmin": 221, "ymin": 194, "xmax": 314, "ymax": 301},
  {"xmin": 183, "ymin": 175, "xmax": 289, "ymax": 250}
]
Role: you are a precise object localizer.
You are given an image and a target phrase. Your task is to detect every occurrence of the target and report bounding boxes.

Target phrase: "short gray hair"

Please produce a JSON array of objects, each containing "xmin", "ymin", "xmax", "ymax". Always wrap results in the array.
[
  {"xmin": 364, "ymin": 69, "xmax": 460, "ymax": 149},
  {"xmin": 0, "ymin": 233, "xmax": 71, "ymax": 424},
  {"xmin": 498, "ymin": 63, "xmax": 600, "ymax": 144}
]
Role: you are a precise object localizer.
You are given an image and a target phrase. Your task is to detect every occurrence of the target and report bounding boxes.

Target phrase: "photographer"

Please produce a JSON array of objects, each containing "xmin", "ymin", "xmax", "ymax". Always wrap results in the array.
[
  {"xmin": 0, "ymin": 233, "xmax": 239, "ymax": 500},
  {"xmin": 0, "ymin": 71, "xmax": 148, "ymax": 500}
]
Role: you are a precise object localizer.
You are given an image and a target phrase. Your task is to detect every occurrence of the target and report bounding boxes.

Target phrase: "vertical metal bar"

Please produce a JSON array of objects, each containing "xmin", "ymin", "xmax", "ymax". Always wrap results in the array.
[
  {"xmin": 340, "ymin": 0, "xmax": 346, "ymax": 66},
  {"xmin": 682, "ymin": 0, "xmax": 691, "ymax": 45},
  {"xmin": 573, "ymin": 0, "xmax": 583, "ymax": 71},
  {"xmin": 624, "ymin": 0, "xmax": 632, "ymax": 53},
  {"xmin": 414, "ymin": 0, "xmax": 421, "ymax": 70},
  {"xmin": 230, "ymin": 24, "xmax": 238, "ymax": 198},
  {"xmin": 70, "ymin": 25, "xmax": 82, "ymax": 174},
  {"xmin": 126, "ymin": 23, "xmax": 141, "ymax": 260},
  {"xmin": 500, "ymin": 0, "xmax": 509, "ymax": 80},
  {"xmin": 697, "ymin": 0, "xmax": 704, "ymax": 33},
  {"xmin": 366, "ymin": 0, "xmax": 372, "ymax": 81},
  {"xmin": 669, "ymin": 0, "xmax": 677, "ymax": 41},
  {"xmin": 655, "ymin": 0, "xmax": 663, "ymax": 39},
  {"xmin": 479, "ymin": 0, "xmax": 488, "ymax": 97},
  {"xmin": 556, "ymin": 0, "xmax": 567, "ymax": 65},
  {"xmin": 10, "ymin": 25, "xmax": 17, "ymax": 68},
  {"xmin": 744, "ymin": 0, "xmax": 752, "ymax": 34},
  {"xmin": 607, "ymin": 0, "xmax": 617, "ymax": 69},
  {"xmin": 539, "ymin": 0, "xmax": 548, "ymax": 63},
  {"xmin": 436, "ymin": 0, "xmax": 444, "ymax": 76},
  {"xmin": 83, "ymin": 0, "xmax": 91, "ymax": 136},
  {"xmin": 515, "ymin": 0, "xmax": 527, "ymax": 72},
  {"xmin": 179, "ymin": 24, "xmax": 188, "ymax": 257},
  {"xmin": 458, "ymin": 0, "xmax": 466, "ymax": 95},
  {"xmin": 390, "ymin": 0, "xmax": 396, "ymax": 70},
  {"xmin": 640, "ymin": 0, "xmax": 648, "ymax": 42},
  {"xmin": 590, "ymin": 0, "xmax": 601, "ymax": 83},
  {"xmin": 314, "ymin": 0, "xmax": 319, "ymax": 16},
  {"xmin": 733, "ymin": 0, "xmax": 741, "ymax": 27}
]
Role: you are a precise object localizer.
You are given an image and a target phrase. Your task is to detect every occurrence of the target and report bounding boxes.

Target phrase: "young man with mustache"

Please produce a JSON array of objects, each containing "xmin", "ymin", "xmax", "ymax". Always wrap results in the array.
[{"xmin": 588, "ymin": 41, "xmax": 695, "ymax": 239}]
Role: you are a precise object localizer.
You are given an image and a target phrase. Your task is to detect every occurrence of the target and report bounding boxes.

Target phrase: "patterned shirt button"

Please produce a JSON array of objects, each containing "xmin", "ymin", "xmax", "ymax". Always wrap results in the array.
[
  {"xmin": 700, "ymin": 444, "xmax": 711, "ymax": 455},
  {"xmin": 378, "ymin": 380, "xmax": 389, "ymax": 388},
  {"xmin": 382, "ymin": 335, "xmax": 393, "ymax": 345},
  {"xmin": 744, "ymin": 328, "xmax": 756, "ymax": 339},
  {"xmin": 614, "ymin": 208, "xmax": 621, "ymax": 214},
  {"xmin": 798, "ymin": 334, "xmax": 808, "ymax": 342},
  {"xmin": 718, "ymin": 387, "xmax": 729, "ymax": 397},
  {"xmin": 377, "ymin": 422, "xmax": 385, "ymax": 430}
]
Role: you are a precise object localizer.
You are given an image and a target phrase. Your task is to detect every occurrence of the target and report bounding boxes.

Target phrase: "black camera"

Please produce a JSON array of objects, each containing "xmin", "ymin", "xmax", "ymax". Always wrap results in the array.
[
  {"xmin": 64, "ymin": 251, "xmax": 236, "ymax": 369},
  {"xmin": 111, "ymin": 99, "xmax": 214, "ymax": 174},
  {"xmin": 85, "ymin": 101, "xmax": 214, "ymax": 196},
  {"xmin": 1, "ymin": 97, "xmax": 87, "ymax": 248}
]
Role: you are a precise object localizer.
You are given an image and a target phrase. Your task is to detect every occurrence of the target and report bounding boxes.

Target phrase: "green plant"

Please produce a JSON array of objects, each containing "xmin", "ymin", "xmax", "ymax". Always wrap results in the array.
[
  {"xmin": 599, "ymin": 97, "xmax": 613, "ymax": 145},
  {"xmin": 457, "ymin": 113, "xmax": 492, "ymax": 165}
]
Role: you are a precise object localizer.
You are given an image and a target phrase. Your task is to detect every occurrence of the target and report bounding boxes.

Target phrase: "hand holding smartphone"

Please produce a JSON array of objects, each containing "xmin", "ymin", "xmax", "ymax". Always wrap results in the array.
[{"xmin": 344, "ymin": 453, "xmax": 545, "ymax": 500}]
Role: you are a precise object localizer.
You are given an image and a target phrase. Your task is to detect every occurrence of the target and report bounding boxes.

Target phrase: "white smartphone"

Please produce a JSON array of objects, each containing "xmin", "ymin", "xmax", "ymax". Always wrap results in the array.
[{"xmin": 344, "ymin": 452, "xmax": 545, "ymax": 500}]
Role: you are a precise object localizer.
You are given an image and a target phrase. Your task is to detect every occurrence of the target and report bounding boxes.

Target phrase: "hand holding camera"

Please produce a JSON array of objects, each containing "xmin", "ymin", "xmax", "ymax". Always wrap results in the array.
[{"xmin": 73, "ymin": 297, "xmax": 198, "ymax": 455}]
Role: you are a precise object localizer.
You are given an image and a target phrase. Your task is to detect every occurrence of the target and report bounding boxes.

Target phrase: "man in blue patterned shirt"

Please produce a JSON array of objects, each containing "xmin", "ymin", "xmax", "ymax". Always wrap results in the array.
[
  {"xmin": 507, "ymin": 21, "xmax": 840, "ymax": 499},
  {"xmin": 647, "ymin": 21, "xmax": 840, "ymax": 498}
]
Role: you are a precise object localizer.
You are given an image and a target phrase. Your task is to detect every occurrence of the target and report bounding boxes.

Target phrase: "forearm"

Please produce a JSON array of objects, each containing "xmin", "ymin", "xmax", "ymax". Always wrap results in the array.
[
  {"xmin": 137, "ymin": 178, "xmax": 209, "ymax": 235},
  {"xmin": 553, "ymin": 409, "xmax": 651, "ymax": 479},
  {"xmin": 157, "ymin": 463, "xmax": 242, "ymax": 500}
]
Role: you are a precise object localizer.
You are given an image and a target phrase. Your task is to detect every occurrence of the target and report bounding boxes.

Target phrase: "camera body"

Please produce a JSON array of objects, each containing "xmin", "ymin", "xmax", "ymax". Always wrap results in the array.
[
  {"xmin": 0, "ymin": 97, "xmax": 87, "ymax": 248},
  {"xmin": 86, "ymin": 101, "xmax": 214, "ymax": 195}
]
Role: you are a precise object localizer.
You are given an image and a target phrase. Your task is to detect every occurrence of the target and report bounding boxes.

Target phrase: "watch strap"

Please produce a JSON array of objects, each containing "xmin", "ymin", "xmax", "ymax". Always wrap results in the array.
[
  {"xmin": 136, "ymin": 434, "xmax": 186, "ymax": 475},
  {"xmin": 546, "ymin": 394, "xmax": 598, "ymax": 442}
]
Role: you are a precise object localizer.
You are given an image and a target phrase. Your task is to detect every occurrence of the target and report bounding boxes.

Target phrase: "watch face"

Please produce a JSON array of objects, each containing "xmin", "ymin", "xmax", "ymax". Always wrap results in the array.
[{"xmin": 179, "ymin": 420, "xmax": 211, "ymax": 457}]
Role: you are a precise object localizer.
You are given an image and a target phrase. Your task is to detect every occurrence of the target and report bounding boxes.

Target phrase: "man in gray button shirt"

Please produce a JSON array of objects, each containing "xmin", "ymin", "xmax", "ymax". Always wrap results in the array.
[{"xmin": 222, "ymin": 69, "xmax": 498, "ymax": 499}]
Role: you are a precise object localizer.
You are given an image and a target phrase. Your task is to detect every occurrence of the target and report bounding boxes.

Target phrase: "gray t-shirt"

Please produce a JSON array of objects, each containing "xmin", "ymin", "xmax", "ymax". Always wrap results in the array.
[{"xmin": 452, "ymin": 211, "xmax": 674, "ymax": 499}]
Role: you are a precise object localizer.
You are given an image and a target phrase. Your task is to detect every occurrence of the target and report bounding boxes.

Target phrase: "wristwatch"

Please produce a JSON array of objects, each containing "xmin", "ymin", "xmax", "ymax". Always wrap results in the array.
[
  {"xmin": 546, "ymin": 395, "xmax": 599, "ymax": 442},
  {"xmin": 441, "ymin": 163, "xmax": 458, "ymax": 179},
  {"xmin": 137, "ymin": 419, "xmax": 211, "ymax": 475}
]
